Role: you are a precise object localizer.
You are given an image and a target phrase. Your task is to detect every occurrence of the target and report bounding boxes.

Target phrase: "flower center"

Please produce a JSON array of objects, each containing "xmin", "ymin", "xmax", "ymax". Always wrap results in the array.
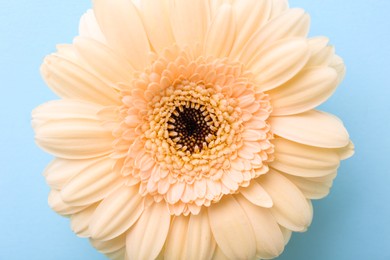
[
  {"xmin": 168, "ymin": 104, "xmax": 215, "ymax": 154},
  {"xmin": 112, "ymin": 49, "xmax": 274, "ymax": 215}
]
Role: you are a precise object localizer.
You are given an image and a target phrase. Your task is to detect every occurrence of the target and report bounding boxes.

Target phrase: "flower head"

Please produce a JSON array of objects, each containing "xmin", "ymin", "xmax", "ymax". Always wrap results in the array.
[{"xmin": 33, "ymin": 0, "xmax": 354, "ymax": 259}]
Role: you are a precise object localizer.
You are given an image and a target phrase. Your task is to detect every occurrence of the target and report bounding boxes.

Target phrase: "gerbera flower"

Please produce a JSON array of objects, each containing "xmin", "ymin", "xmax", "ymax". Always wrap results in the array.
[{"xmin": 32, "ymin": 0, "xmax": 354, "ymax": 259}]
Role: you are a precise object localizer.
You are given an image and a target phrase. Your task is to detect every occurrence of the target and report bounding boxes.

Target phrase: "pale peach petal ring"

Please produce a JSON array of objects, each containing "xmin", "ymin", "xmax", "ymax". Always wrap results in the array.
[{"xmin": 33, "ymin": 0, "xmax": 354, "ymax": 259}]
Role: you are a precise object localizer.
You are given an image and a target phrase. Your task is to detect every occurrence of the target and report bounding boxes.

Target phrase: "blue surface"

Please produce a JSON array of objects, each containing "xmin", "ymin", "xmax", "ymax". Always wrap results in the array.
[{"xmin": 0, "ymin": 0, "xmax": 389, "ymax": 259}]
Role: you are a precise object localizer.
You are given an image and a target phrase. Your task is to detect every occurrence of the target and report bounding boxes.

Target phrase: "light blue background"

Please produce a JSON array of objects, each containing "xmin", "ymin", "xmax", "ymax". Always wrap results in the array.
[{"xmin": 0, "ymin": 0, "xmax": 389, "ymax": 259}]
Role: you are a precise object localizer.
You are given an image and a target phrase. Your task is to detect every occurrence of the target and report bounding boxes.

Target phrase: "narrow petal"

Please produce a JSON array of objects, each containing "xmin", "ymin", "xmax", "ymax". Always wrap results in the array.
[
  {"xmin": 61, "ymin": 157, "xmax": 122, "ymax": 206},
  {"xmin": 212, "ymin": 246, "xmax": 229, "ymax": 260},
  {"xmin": 240, "ymin": 181, "xmax": 273, "ymax": 208},
  {"xmin": 71, "ymin": 203, "xmax": 98, "ymax": 237},
  {"xmin": 279, "ymin": 225, "xmax": 292, "ymax": 245},
  {"xmin": 185, "ymin": 209, "xmax": 216, "ymax": 260},
  {"xmin": 269, "ymin": 67, "xmax": 338, "ymax": 116},
  {"xmin": 283, "ymin": 172, "xmax": 337, "ymax": 199},
  {"xmin": 307, "ymin": 37, "xmax": 329, "ymax": 55},
  {"xmin": 41, "ymin": 55, "xmax": 120, "ymax": 105},
  {"xmin": 106, "ymin": 248, "xmax": 126, "ymax": 260},
  {"xmin": 89, "ymin": 185, "xmax": 144, "ymax": 240},
  {"xmin": 229, "ymin": 0, "xmax": 272, "ymax": 58},
  {"xmin": 247, "ymin": 38, "xmax": 310, "ymax": 92},
  {"xmin": 208, "ymin": 195, "xmax": 256, "ymax": 259},
  {"xmin": 337, "ymin": 141, "xmax": 355, "ymax": 160},
  {"xmin": 32, "ymin": 99, "xmax": 103, "ymax": 128},
  {"xmin": 140, "ymin": 0, "xmax": 175, "ymax": 53},
  {"xmin": 240, "ymin": 9, "xmax": 310, "ymax": 64},
  {"xmin": 169, "ymin": 0, "xmax": 210, "ymax": 51},
  {"xmin": 33, "ymin": 100, "xmax": 114, "ymax": 159},
  {"xmin": 330, "ymin": 55, "xmax": 346, "ymax": 84},
  {"xmin": 269, "ymin": 0, "xmax": 289, "ymax": 19},
  {"xmin": 306, "ymin": 46, "xmax": 335, "ymax": 67},
  {"xmin": 90, "ymin": 233, "xmax": 125, "ymax": 254},
  {"xmin": 164, "ymin": 216, "xmax": 189, "ymax": 259},
  {"xmin": 48, "ymin": 190, "xmax": 88, "ymax": 216},
  {"xmin": 126, "ymin": 202, "xmax": 171, "ymax": 260},
  {"xmin": 269, "ymin": 110, "xmax": 350, "ymax": 148},
  {"xmin": 78, "ymin": 9, "xmax": 106, "ymax": 44},
  {"xmin": 270, "ymin": 138, "xmax": 340, "ymax": 177},
  {"xmin": 44, "ymin": 158, "xmax": 89, "ymax": 190},
  {"xmin": 204, "ymin": 4, "xmax": 235, "ymax": 58},
  {"xmin": 93, "ymin": 0, "xmax": 150, "ymax": 70},
  {"xmin": 55, "ymin": 44, "xmax": 80, "ymax": 63},
  {"xmin": 236, "ymin": 194, "xmax": 285, "ymax": 259},
  {"xmin": 211, "ymin": 0, "xmax": 231, "ymax": 14},
  {"xmin": 73, "ymin": 37, "xmax": 134, "ymax": 86},
  {"xmin": 259, "ymin": 170, "xmax": 312, "ymax": 231}
]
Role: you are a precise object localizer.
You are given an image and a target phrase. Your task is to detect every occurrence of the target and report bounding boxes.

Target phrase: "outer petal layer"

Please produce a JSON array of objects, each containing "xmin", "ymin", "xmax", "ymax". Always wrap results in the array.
[
  {"xmin": 93, "ymin": 0, "xmax": 150, "ymax": 70},
  {"xmin": 89, "ymin": 185, "xmax": 144, "ymax": 240},
  {"xmin": 270, "ymin": 138, "xmax": 340, "ymax": 177},
  {"xmin": 208, "ymin": 195, "xmax": 256, "ymax": 259},
  {"xmin": 260, "ymin": 170, "xmax": 313, "ymax": 231},
  {"xmin": 269, "ymin": 67, "xmax": 338, "ymax": 116},
  {"xmin": 126, "ymin": 202, "xmax": 170, "ymax": 260},
  {"xmin": 41, "ymin": 55, "xmax": 120, "ymax": 105},
  {"xmin": 269, "ymin": 110, "xmax": 350, "ymax": 148},
  {"xmin": 33, "ymin": 100, "xmax": 114, "ymax": 159}
]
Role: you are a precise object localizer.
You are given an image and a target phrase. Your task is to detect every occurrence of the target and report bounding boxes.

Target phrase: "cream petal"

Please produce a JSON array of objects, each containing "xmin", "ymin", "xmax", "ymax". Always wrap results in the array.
[
  {"xmin": 89, "ymin": 185, "xmax": 144, "ymax": 241},
  {"xmin": 240, "ymin": 9, "xmax": 310, "ymax": 65},
  {"xmin": 106, "ymin": 248, "xmax": 126, "ymax": 260},
  {"xmin": 279, "ymin": 225, "xmax": 292, "ymax": 245},
  {"xmin": 283, "ymin": 172, "xmax": 336, "ymax": 199},
  {"xmin": 221, "ymin": 171, "xmax": 239, "ymax": 191},
  {"xmin": 32, "ymin": 100, "xmax": 114, "ymax": 159},
  {"xmin": 185, "ymin": 209, "xmax": 216, "ymax": 260},
  {"xmin": 242, "ymin": 129, "xmax": 265, "ymax": 141},
  {"xmin": 48, "ymin": 190, "xmax": 88, "ymax": 216},
  {"xmin": 269, "ymin": 67, "xmax": 338, "ymax": 116},
  {"xmin": 212, "ymin": 246, "xmax": 229, "ymax": 260},
  {"xmin": 247, "ymin": 38, "xmax": 310, "ymax": 92},
  {"xmin": 126, "ymin": 202, "xmax": 171, "ymax": 260},
  {"xmin": 259, "ymin": 170, "xmax": 312, "ymax": 231},
  {"xmin": 204, "ymin": 4, "xmax": 235, "ymax": 58},
  {"xmin": 330, "ymin": 55, "xmax": 346, "ymax": 84},
  {"xmin": 78, "ymin": 9, "xmax": 107, "ymax": 44},
  {"xmin": 269, "ymin": 110, "xmax": 350, "ymax": 148},
  {"xmin": 209, "ymin": 0, "xmax": 231, "ymax": 18},
  {"xmin": 194, "ymin": 179, "xmax": 207, "ymax": 199},
  {"xmin": 307, "ymin": 36, "xmax": 329, "ymax": 55},
  {"xmin": 90, "ymin": 233, "xmax": 125, "ymax": 254},
  {"xmin": 306, "ymin": 46, "xmax": 335, "ymax": 67},
  {"xmin": 208, "ymin": 195, "xmax": 256, "ymax": 259},
  {"xmin": 70, "ymin": 203, "xmax": 98, "ymax": 237},
  {"xmin": 164, "ymin": 216, "xmax": 189, "ymax": 259},
  {"xmin": 44, "ymin": 158, "xmax": 87, "ymax": 190},
  {"xmin": 55, "ymin": 44, "xmax": 80, "ymax": 64},
  {"xmin": 40, "ymin": 55, "xmax": 120, "ymax": 105},
  {"xmin": 32, "ymin": 99, "xmax": 102, "ymax": 128},
  {"xmin": 169, "ymin": 0, "xmax": 210, "ymax": 51},
  {"xmin": 338, "ymin": 141, "xmax": 355, "ymax": 160},
  {"xmin": 240, "ymin": 181, "xmax": 273, "ymax": 208},
  {"xmin": 97, "ymin": 106, "xmax": 120, "ymax": 131},
  {"xmin": 73, "ymin": 37, "xmax": 134, "ymax": 86},
  {"xmin": 269, "ymin": 0, "xmax": 289, "ymax": 19},
  {"xmin": 270, "ymin": 138, "xmax": 340, "ymax": 177},
  {"xmin": 61, "ymin": 157, "xmax": 122, "ymax": 206},
  {"xmin": 229, "ymin": 0, "xmax": 271, "ymax": 59},
  {"xmin": 92, "ymin": 0, "xmax": 150, "ymax": 70},
  {"xmin": 166, "ymin": 181, "xmax": 185, "ymax": 204},
  {"xmin": 140, "ymin": 0, "xmax": 175, "ymax": 53},
  {"xmin": 236, "ymin": 194, "xmax": 285, "ymax": 259}
]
